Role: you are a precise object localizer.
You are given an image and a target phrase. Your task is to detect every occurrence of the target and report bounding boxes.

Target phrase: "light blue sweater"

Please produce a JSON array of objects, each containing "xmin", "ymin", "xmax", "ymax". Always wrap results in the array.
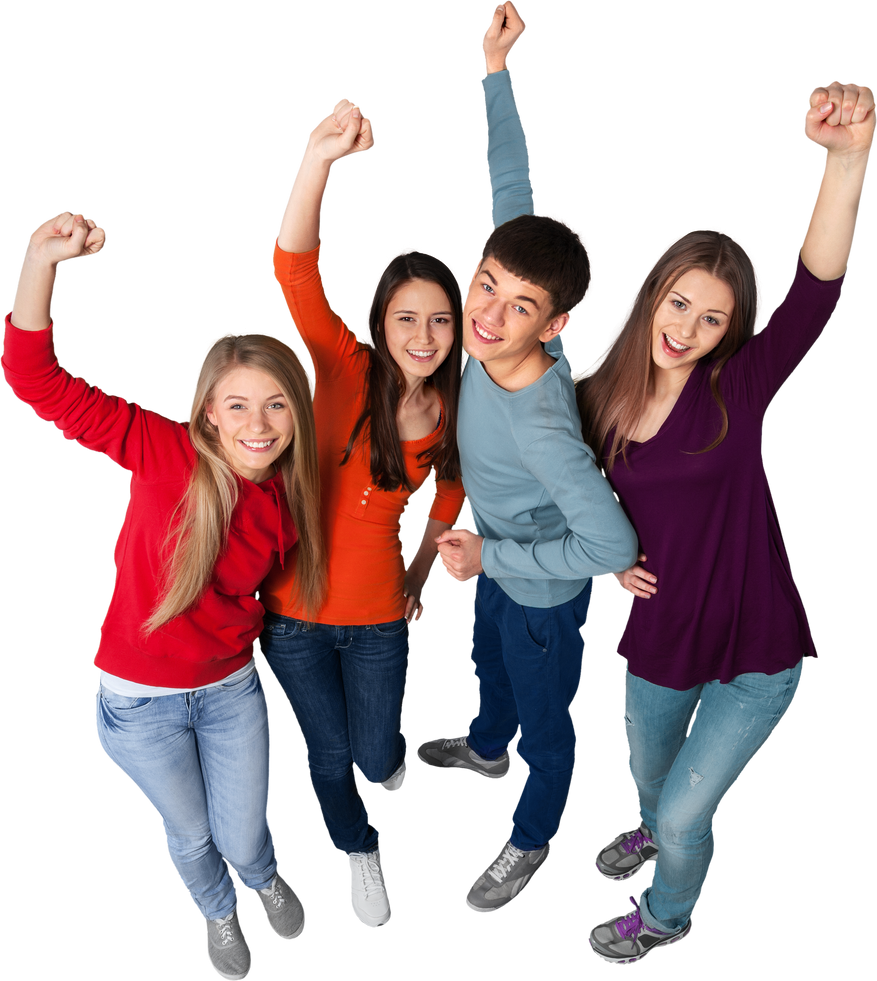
[{"xmin": 458, "ymin": 71, "xmax": 637, "ymax": 608}]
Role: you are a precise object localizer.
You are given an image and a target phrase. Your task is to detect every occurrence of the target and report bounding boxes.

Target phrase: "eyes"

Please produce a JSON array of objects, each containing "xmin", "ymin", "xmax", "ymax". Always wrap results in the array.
[
  {"xmin": 480, "ymin": 282, "xmax": 528, "ymax": 315},
  {"xmin": 228, "ymin": 401, "xmax": 287, "ymax": 411},
  {"xmin": 670, "ymin": 298, "xmax": 721, "ymax": 327},
  {"xmin": 396, "ymin": 316, "xmax": 453, "ymax": 325}
]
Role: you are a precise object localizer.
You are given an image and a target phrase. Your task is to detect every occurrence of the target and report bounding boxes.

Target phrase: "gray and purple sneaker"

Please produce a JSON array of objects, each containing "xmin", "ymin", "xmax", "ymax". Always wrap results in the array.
[
  {"xmin": 417, "ymin": 736, "xmax": 509, "ymax": 778},
  {"xmin": 589, "ymin": 896, "xmax": 690, "ymax": 964},
  {"xmin": 596, "ymin": 824, "xmax": 658, "ymax": 880}
]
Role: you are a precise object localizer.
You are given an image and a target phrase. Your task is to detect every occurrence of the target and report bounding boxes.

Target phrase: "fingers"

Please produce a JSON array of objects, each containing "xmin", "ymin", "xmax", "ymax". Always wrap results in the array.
[
  {"xmin": 436, "ymin": 529, "xmax": 467, "ymax": 545},
  {"xmin": 356, "ymin": 113, "xmax": 374, "ymax": 151},
  {"xmin": 503, "ymin": 1, "xmax": 525, "ymax": 33}
]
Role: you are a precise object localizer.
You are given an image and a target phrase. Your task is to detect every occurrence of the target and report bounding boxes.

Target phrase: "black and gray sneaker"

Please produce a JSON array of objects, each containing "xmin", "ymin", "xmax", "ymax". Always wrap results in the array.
[
  {"xmin": 467, "ymin": 840, "xmax": 549, "ymax": 911},
  {"xmin": 417, "ymin": 736, "xmax": 509, "ymax": 778},
  {"xmin": 590, "ymin": 896, "xmax": 690, "ymax": 964},
  {"xmin": 207, "ymin": 910, "xmax": 250, "ymax": 980},
  {"xmin": 258, "ymin": 873, "xmax": 304, "ymax": 939},
  {"xmin": 596, "ymin": 824, "xmax": 658, "ymax": 880}
]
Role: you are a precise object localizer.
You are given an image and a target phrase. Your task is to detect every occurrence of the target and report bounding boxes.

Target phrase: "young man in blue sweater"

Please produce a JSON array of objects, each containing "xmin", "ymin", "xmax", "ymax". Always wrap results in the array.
[{"xmin": 417, "ymin": 4, "xmax": 637, "ymax": 911}]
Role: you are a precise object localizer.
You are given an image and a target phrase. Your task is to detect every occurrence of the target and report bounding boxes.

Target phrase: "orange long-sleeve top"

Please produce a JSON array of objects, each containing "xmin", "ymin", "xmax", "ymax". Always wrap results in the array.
[{"xmin": 261, "ymin": 243, "xmax": 466, "ymax": 625}]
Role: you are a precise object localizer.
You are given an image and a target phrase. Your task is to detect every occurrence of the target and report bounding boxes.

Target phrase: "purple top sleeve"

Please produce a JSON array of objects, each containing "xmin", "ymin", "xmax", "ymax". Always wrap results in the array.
[{"xmin": 606, "ymin": 257, "xmax": 843, "ymax": 689}]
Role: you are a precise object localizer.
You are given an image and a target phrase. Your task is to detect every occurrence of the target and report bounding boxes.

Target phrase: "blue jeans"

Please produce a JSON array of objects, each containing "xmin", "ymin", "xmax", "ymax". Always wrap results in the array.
[
  {"xmin": 625, "ymin": 661, "xmax": 802, "ymax": 933},
  {"xmin": 260, "ymin": 613, "xmax": 408, "ymax": 854},
  {"xmin": 96, "ymin": 669, "xmax": 277, "ymax": 920},
  {"xmin": 467, "ymin": 575, "xmax": 592, "ymax": 851}
]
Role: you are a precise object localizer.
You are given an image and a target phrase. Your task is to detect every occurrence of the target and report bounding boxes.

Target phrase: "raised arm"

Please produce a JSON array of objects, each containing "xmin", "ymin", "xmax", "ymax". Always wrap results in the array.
[
  {"xmin": 482, "ymin": 3, "xmax": 533, "ymax": 227},
  {"xmin": 801, "ymin": 82, "xmax": 873, "ymax": 280},
  {"xmin": 278, "ymin": 102, "xmax": 373, "ymax": 254}
]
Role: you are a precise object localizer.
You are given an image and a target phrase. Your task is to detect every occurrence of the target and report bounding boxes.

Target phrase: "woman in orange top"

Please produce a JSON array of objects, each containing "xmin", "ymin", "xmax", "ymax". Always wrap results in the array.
[{"xmin": 259, "ymin": 102, "xmax": 465, "ymax": 928}]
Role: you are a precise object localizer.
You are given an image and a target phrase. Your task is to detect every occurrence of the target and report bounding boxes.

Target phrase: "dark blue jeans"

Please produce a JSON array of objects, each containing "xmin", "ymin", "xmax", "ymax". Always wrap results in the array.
[
  {"xmin": 467, "ymin": 575, "xmax": 592, "ymax": 851},
  {"xmin": 260, "ymin": 613, "xmax": 408, "ymax": 854}
]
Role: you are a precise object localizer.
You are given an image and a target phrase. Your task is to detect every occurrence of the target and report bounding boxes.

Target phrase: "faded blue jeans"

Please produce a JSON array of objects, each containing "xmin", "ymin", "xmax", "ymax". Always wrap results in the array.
[
  {"xmin": 260, "ymin": 614, "xmax": 408, "ymax": 854},
  {"xmin": 96, "ymin": 669, "xmax": 277, "ymax": 920},
  {"xmin": 625, "ymin": 661, "xmax": 802, "ymax": 933}
]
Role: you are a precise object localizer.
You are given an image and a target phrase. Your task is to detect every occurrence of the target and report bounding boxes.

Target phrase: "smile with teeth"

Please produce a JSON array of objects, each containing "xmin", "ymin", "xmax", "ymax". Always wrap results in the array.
[
  {"xmin": 407, "ymin": 349, "xmax": 436, "ymax": 360},
  {"xmin": 663, "ymin": 332, "xmax": 691, "ymax": 352},
  {"xmin": 473, "ymin": 321, "xmax": 502, "ymax": 342},
  {"xmin": 240, "ymin": 439, "xmax": 277, "ymax": 449}
]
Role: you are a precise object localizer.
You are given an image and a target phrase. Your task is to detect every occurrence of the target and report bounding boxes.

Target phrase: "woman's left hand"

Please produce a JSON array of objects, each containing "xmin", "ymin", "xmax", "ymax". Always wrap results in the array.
[
  {"xmin": 806, "ymin": 82, "xmax": 874, "ymax": 157},
  {"xmin": 403, "ymin": 572, "xmax": 425, "ymax": 622}
]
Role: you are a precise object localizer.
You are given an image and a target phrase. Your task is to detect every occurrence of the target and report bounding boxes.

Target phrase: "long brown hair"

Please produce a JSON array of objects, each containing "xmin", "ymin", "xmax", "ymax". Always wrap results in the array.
[
  {"xmin": 576, "ymin": 230, "xmax": 757, "ymax": 471},
  {"xmin": 342, "ymin": 252, "xmax": 463, "ymax": 492},
  {"xmin": 146, "ymin": 334, "xmax": 325, "ymax": 631}
]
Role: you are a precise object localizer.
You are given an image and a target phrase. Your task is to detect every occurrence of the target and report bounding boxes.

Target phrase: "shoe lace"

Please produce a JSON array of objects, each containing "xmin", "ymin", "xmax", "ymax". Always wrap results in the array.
[
  {"xmin": 488, "ymin": 843, "xmax": 524, "ymax": 883},
  {"xmin": 443, "ymin": 737, "xmax": 468, "ymax": 749},
  {"xmin": 354, "ymin": 854, "xmax": 386, "ymax": 898},
  {"xmin": 616, "ymin": 898, "xmax": 646, "ymax": 940},
  {"xmin": 622, "ymin": 828, "xmax": 653, "ymax": 855},
  {"xmin": 213, "ymin": 913, "xmax": 237, "ymax": 946},
  {"xmin": 262, "ymin": 877, "xmax": 286, "ymax": 909}
]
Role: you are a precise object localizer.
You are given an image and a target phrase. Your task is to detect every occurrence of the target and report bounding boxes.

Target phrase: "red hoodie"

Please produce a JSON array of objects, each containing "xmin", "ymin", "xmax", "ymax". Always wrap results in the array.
[{"xmin": 3, "ymin": 316, "xmax": 297, "ymax": 687}]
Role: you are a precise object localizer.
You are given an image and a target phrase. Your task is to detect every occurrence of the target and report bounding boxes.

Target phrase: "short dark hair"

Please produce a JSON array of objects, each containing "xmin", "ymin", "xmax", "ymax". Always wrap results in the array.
[{"xmin": 482, "ymin": 214, "xmax": 590, "ymax": 318}]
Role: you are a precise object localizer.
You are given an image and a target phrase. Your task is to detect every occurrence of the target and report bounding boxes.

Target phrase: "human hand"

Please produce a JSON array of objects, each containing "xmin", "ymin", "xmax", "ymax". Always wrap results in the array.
[
  {"xmin": 806, "ymin": 83, "xmax": 874, "ymax": 158},
  {"xmin": 403, "ymin": 570, "xmax": 425, "ymax": 622},
  {"xmin": 307, "ymin": 100, "xmax": 374, "ymax": 164},
  {"xmin": 484, "ymin": 2, "xmax": 525, "ymax": 74},
  {"xmin": 436, "ymin": 529, "xmax": 484, "ymax": 581},
  {"xmin": 613, "ymin": 554, "xmax": 657, "ymax": 599},
  {"xmin": 26, "ymin": 213, "xmax": 105, "ymax": 267}
]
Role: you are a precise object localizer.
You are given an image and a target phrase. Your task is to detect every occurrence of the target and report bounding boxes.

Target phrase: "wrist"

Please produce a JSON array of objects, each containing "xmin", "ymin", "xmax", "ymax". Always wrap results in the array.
[{"xmin": 485, "ymin": 58, "xmax": 508, "ymax": 74}]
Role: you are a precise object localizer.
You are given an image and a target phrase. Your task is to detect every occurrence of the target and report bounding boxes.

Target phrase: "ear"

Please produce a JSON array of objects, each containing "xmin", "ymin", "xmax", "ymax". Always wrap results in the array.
[
  {"xmin": 206, "ymin": 405, "xmax": 217, "ymax": 427},
  {"xmin": 538, "ymin": 312, "xmax": 569, "ymax": 343}
]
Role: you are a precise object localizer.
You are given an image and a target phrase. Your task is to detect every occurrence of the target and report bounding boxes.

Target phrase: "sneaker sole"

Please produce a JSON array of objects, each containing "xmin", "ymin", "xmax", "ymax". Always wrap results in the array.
[
  {"xmin": 350, "ymin": 906, "xmax": 390, "ymax": 930},
  {"xmin": 589, "ymin": 920, "xmax": 691, "ymax": 964},
  {"xmin": 416, "ymin": 747, "xmax": 508, "ymax": 778},
  {"xmin": 204, "ymin": 944, "xmax": 253, "ymax": 981},
  {"xmin": 595, "ymin": 853, "xmax": 657, "ymax": 881},
  {"xmin": 265, "ymin": 920, "xmax": 305, "ymax": 944}
]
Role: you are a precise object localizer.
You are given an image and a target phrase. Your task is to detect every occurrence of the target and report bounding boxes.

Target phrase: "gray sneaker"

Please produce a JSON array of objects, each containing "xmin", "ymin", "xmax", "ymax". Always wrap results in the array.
[
  {"xmin": 467, "ymin": 841, "xmax": 549, "ymax": 911},
  {"xmin": 590, "ymin": 896, "xmax": 690, "ymax": 963},
  {"xmin": 349, "ymin": 848, "xmax": 391, "ymax": 927},
  {"xmin": 417, "ymin": 736, "xmax": 509, "ymax": 778},
  {"xmin": 206, "ymin": 910, "xmax": 250, "ymax": 980},
  {"xmin": 596, "ymin": 824, "xmax": 658, "ymax": 880},
  {"xmin": 258, "ymin": 873, "xmax": 304, "ymax": 939},
  {"xmin": 381, "ymin": 759, "xmax": 406, "ymax": 791}
]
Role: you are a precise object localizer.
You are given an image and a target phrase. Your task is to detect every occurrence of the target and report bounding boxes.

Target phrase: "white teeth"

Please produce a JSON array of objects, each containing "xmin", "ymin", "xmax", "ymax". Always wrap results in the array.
[
  {"xmin": 407, "ymin": 350, "xmax": 434, "ymax": 357},
  {"xmin": 475, "ymin": 323, "xmax": 501, "ymax": 341},
  {"xmin": 664, "ymin": 333, "xmax": 690, "ymax": 352},
  {"xmin": 242, "ymin": 440, "xmax": 274, "ymax": 448}
]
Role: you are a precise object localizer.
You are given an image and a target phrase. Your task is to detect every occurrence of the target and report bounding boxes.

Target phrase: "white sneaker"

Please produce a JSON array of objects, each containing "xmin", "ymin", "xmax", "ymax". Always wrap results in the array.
[
  {"xmin": 349, "ymin": 849, "xmax": 391, "ymax": 927},
  {"xmin": 381, "ymin": 760, "xmax": 406, "ymax": 791}
]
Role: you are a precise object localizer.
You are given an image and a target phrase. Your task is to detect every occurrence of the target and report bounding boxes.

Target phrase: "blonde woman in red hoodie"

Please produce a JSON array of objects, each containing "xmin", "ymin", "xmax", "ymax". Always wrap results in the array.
[{"xmin": 3, "ymin": 212, "xmax": 326, "ymax": 981}]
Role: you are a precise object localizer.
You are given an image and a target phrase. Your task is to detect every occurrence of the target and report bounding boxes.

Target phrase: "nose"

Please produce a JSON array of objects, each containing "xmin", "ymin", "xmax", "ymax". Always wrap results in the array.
[
  {"xmin": 482, "ymin": 295, "xmax": 504, "ymax": 327},
  {"xmin": 249, "ymin": 410, "xmax": 270, "ymax": 433}
]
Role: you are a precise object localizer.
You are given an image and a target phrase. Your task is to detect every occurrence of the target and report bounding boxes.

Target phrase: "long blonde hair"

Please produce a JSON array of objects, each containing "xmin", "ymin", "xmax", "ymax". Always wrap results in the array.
[
  {"xmin": 576, "ymin": 231, "xmax": 757, "ymax": 471},
  {"xmin": 146, "ymin": 334, "xmax": 325, "ymax": 632}
]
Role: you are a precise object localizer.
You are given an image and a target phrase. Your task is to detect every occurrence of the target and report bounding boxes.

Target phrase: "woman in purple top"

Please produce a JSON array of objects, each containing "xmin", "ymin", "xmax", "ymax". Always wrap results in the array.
[{"xmin": 576, "ymin": 82, "xmax": 873, "ymax": 963}]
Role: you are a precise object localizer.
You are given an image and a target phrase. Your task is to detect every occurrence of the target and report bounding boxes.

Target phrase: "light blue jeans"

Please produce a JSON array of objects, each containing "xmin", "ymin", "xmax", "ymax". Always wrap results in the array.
[
  {"xmin": 96, "ymin": 669, "xmax": 277, "ymax": 920},
  {"xmin": 625, "ymin": 661, "xmax": 802, "ymax": 933}
]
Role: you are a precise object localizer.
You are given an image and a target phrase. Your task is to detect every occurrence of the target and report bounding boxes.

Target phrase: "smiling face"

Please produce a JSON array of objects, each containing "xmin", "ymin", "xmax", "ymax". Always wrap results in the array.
[
  {"xmin": 382, "ymin": 279, "xmax": 456, "ymax": 389},
  {"xmin": 206, "ymin": 366, "xmax": 295, "ymax": 483},
  {"xmin": 463, "ymin": 257, "xmax": 567, "ymax": 385},
  {"xmin": 651, "ymin": 268, "xmax": 735, "ymax": 375}
]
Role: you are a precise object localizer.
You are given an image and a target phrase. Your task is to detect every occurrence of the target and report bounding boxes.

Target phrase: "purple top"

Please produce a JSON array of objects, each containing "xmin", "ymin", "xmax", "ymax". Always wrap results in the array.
[{"xmin": 607, "ymin": 257, "xmax": 843, "ymax": 689}]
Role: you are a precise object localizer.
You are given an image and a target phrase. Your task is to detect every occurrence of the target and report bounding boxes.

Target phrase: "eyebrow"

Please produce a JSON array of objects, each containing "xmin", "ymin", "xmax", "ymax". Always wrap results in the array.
[
  {"xmin": 392, "ymin": 309, "xmax": 454, "ymax": 316},
  {"xmin": 482, "ymin": 268, "xmax": 541, "ymax": 309},
  {"xmin": 670, "ymin": 291, "xmax": 728, "ymax": 317},
  {"xmin": 223, "ymin": 394, "xmax": 284, "ymax": 402}
]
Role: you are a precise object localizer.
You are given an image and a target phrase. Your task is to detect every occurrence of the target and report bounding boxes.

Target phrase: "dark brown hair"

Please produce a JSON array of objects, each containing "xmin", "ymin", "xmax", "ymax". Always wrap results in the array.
[
  {"xmin": 576, "ymin": 230, "xmax": 757, "ymax": 471},
  {"xmin": 342, "ymin": 253, "xmax": 463, "ymax": 491},
  {"xmin": 482, "ymin": 214, "xmax": 590, "ymax": 317}
]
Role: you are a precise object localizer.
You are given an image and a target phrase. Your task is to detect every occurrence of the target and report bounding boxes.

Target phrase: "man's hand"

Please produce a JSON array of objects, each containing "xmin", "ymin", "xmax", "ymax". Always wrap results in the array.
[
  {"xmin": 806, "ymin": 82, "xmax": 874, "ymax": 158},
  {"xmin": 436, "ymin": 528, "xmax": 484, "ymax": 581},
  {"xmin": 307, "ymin": 101, "xmax": 374, "ymax": 164},
  {"xmin": 484, "ymin": 2, "xmax": 525, "ymax": 74},
  {"xmin": 614, "ymin": 554, "xmax": 657, "ymax": 599}
]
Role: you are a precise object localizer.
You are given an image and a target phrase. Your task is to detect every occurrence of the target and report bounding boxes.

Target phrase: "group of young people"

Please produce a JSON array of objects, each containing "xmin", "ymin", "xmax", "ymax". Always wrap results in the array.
[{"xmin": 4, "ymin": 3, "xmax": 872, "ymax": 978}]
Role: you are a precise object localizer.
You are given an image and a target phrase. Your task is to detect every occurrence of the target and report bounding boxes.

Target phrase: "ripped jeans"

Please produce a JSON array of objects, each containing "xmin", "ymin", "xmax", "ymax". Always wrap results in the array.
[{"xmin": 625, "ymin": 661, "xmax": 801, "ymax": 933}]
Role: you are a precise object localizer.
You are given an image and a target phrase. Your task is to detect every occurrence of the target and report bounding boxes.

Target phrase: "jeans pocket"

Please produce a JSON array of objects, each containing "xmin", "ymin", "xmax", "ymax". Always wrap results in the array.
[
  {"xmin": 218, "ymin": 668, "xmax": 260, "ymax": 693},
  {"xmin": 99, "ymin": 686, "xmax": 154, "ymax": 712},
  {"xmin": 369, "ymin": 618, "xmax": 409, "ymax": 638},
  {"xmin": 261, "ymin": 614, "xmax": 305, "ymax": 640}
]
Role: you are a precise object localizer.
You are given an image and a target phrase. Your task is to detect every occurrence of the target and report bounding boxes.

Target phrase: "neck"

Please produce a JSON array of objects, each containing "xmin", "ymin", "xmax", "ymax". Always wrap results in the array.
[
  {"xmin": 483, "ymin": 344, "xmax": 554, "ymax": 393},
  {"xmin": 649, "ymin": 361, "xmax": 697, "ymax": 400}
]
